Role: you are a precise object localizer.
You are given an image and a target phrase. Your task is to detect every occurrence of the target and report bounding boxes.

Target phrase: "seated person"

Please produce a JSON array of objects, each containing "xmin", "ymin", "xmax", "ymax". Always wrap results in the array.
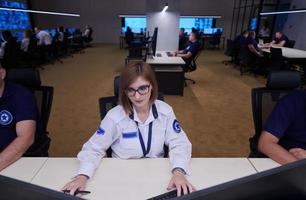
[
  {"xmin": 178, "ymin": 28, "xmax": 187, "ymax": 50},
  {"xmin": 34, "ymin": 27, "xmax": 53, "ymax": 46},
  {"xmin": 258, "ymin": 90, "xmax": 306, "ymax": 164},
  {"xmin": 63, "ymin": 62, "xmax": 195, "ymax": 197},
  {"xmin": 82, "ymin": 25, "xmax": 93, "ymax": 43},
  {"xmin": 20, "ymin": 30, "xmax": 33, "ymax": 53},
  {"xmin": 232, "ymin": 30, "xmax": 249, "ymax": 61},
  {"xmin": 0, "ymin": 30, "xmax": 20, "ymax": 69},
  {"xmin": 0, "ymin": 63, "xmax": 38, "ymax": 171},
  {"xmin": 247, "ymin": 31, "xmax": 263, "ymax": 58},
  {"xmin": 270, "ymin": 31, "xmax": 289, "ymax": 47},
  {"xmin": 173, "ymin": 31, "xmax": 201, "ymax": 71},
  {"xmin": 125, "ymin": 26, "xmax": 134, "ymax": 46}
]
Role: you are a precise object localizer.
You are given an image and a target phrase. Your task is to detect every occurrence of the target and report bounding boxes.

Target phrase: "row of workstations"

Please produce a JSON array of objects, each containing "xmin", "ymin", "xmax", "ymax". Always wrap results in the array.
[{"xmin": 1, "ymin": 157, "xmax": 281, "ymax": 200}]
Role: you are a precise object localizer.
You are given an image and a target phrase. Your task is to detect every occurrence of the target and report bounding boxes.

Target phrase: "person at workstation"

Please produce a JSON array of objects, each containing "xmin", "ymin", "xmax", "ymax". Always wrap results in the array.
[
  {"xmin": 173, "ymin": 31, "xmax": 201, "ymax": 71},
  {"xmin": 125, "ymin": 26, "xmax": 134, "ymax": 46},
  {"xmin": 63, "ymin": 62, "xmax": 195, "ymax": 197},
  {"xmin": 178, "ymin": 28, "xmax": 187, "ymax": 50},
  {"xmin": 269, "ymin": 31, "xmax": 289, "ymax": 47},
  {"xmin": 247, "ymin": 31, "xmax": 263, "ymax": 58},
  {"xmin": 0, "ymin": 63, "xmax": 38, "ymax": 171},
  {"xmin": 34, "ymin": 27, "xmax": 53, "ymax": 46},
  {"xmin": 258, "ymin": 90, "xmax": 306, "ymax": 164}
]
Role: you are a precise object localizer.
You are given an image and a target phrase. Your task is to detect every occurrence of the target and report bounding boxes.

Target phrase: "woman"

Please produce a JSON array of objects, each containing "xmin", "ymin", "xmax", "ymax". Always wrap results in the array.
[{"xmin": 63, "ymin": 62, "xmax": 195, "ymax": 196}]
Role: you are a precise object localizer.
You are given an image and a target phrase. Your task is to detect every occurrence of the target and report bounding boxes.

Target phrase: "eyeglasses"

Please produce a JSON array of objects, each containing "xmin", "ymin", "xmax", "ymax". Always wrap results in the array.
[{"xmin": 126, "ymin": 85, "xmax": 150, "ymax": 97}]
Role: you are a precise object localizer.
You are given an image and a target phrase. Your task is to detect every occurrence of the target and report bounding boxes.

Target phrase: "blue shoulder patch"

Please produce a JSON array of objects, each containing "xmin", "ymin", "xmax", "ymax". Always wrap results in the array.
[
  {"xmin": 172, "ymin": 119, "xmax": 181, "ymax": 133},
  {"xmin": 96, "ymin": 127, "xmax": 105, "ymax": 135},
  {"xmin": 0, "ymin": 110, "xmax": 13, "ymax": 126}
]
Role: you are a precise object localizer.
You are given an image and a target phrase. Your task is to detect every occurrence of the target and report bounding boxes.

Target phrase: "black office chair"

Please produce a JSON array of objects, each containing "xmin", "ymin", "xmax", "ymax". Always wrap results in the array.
[
  {"xmin": 5, "ymin": 68, "xmax": 53, "ymax": 157},
  {"xmin": 125, "ymin": 42, "xmax": 147, "ymax": 65},
  {"xmin": 239, "ymin": 44, "xmax": 252, "ymax": 75},
  {"xmin": 285, "ymin": 40, "xmax": 295, "ymax": 48},
  {"xmin": 248, "ymin": 71, "xmax": 301, "ymax": 158},
  {"xmin": 222, "ymin": 39, "xmax": 235, "ymax": 65},
  {"xmin": 184, "ymin": 50, "xmax": 201, "ymax": 86},
  {"xmin": 269, "ymin": 47, "xmax": 285, "ymax": 71}
]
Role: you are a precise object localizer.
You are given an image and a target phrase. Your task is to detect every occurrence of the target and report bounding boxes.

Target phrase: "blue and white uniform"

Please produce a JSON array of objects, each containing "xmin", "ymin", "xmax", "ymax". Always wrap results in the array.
[{"xmin": 77, "ymin": 100, "xmax": 192, "ymax": 178}]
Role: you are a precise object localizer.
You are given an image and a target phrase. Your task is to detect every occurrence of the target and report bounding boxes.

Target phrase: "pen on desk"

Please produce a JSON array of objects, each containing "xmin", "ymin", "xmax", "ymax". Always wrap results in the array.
[{"xmin": 62, "ymin": 189, "xmax": 91, "ymax": 195}]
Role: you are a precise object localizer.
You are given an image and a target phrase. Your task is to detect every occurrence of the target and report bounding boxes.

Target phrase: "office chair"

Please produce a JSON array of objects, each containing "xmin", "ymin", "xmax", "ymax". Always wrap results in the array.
[
  {"xmin": 222, "ymin": 39, "xmax": 235, "ymax": 65},
  {"xmin": 238, "ymin": 44, "xmax": 252, "ymax": 75},
  {"xmin": 184, "ymin": 50, "xmax": 201, "ymax": 86},
  {"xmin": 248, "ymin": 70, "xmax": 301, "ymax": 158},
  {"xmin": 5, "ymin": 68, "xmax": 53, "ymax": 157},
  {"xmin": 125, "ymin": 42, "xmax": 147, "ymax": 65},
  {"xmin": 285, "ymin": 40, "xmax": 295, "ymax": 48},
  {"xmin": 269, "ymin": 47, "xmax": 285, "ymax": 71}
]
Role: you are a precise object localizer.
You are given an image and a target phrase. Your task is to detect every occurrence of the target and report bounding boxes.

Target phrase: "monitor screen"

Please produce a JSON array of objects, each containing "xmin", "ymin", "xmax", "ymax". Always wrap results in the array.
[
  {"xmin": 0, "ymin": 175, "xmax": 83, "ymax": 200},
  {"xmin": 121, "ymin": 17, "xmax": 146, "ymax": 34},
  {"xmin": 0, "ymin": 0, "xmax": 31, "ymax": 30},
  {"xmin": 12, "ymin": 31, "xmax": 24, "ymax": 41},
  {"xmin": 249, "ymin": 17, "xmax": 257, "ymax": 31},
  {"xmin": 180, "ymin": 17, "xmax": 214, "ymax": 34},
  {"xmin": 153, "ymin": 159, "xmax": 306, "ymax": 200}
]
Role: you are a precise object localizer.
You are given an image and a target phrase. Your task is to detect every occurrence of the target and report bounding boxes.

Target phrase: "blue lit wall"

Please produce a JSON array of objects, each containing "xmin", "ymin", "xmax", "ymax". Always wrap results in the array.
[{"xmin": 0, "ymin": 0, "xmax": 31, "ymax": 30}]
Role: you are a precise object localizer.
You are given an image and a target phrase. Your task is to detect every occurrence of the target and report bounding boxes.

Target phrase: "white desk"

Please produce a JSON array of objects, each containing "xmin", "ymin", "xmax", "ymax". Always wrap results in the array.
[
  {"xmin": 29, "ymin": 158, "xmax": 256, "ymax": 200},
  {"xmin": 146, "ymin": 51, "xmax": 185, "ymax": 65},
  {"xmin": 146, "ymin": 51, "xmax": 185, "ymax": 95},
  {"xmin": 249, "ymin": 158, "xmax": 280, "ymax": 172},
  {"xmin": 259, "ymin": 45, "xmax": 306, "ymax": 59},
  {"xmin": 0, "ymin": 157, "xmax": 47, "ymax": 182}
]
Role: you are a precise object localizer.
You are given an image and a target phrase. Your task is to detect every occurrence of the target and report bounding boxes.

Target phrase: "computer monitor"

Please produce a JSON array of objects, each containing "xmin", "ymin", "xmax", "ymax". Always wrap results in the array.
[
  {"xmin": 0, "ymin": 175, "xmax": 83, "ymax": 200},
  {"xmin": 151, "ymin": 159, "xmax": 306, "ymax": 200},
  {"xmin": 150, "ymin": 27, "xmax": 158, "ymax": 56}
]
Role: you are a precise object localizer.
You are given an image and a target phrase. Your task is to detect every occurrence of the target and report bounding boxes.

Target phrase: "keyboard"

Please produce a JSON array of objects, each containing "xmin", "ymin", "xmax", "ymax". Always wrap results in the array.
[
  {"xmin": 156, "ymin": 53, "xmax": 162, "ymax": 57},
  {"xmin": 166, "ymin": 52, "xmax": 173, "ymax": 57},
  {"xmin": 147, "ymin": 190, "xmax": 177, "ymax": 200}
]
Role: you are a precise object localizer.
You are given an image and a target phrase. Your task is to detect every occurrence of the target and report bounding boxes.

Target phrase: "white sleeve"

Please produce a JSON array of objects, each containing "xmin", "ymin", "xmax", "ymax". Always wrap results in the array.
[
  {"xmin": 77, "ymin": 114, "xmax": 117, "ymax": 178},
  {"xmin": 165, "ymin": 108, "xmax": 192, "ymax": 174}
]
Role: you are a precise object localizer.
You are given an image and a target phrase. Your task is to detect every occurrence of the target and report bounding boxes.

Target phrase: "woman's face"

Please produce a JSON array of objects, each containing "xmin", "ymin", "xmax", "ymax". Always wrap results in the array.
[{"xmin": 126, "ymin": 76, "xmax": 152, "ymax": 110}]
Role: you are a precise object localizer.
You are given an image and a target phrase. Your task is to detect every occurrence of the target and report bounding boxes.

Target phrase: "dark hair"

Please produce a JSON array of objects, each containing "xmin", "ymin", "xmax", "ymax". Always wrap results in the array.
[
  {"xmin": 249, "ymin": 31, "xmax": 256, "ymax": 37},
  {"xmin": 191, "ymin": 31, "xmax": 200, "ymax": 40},
  {"xmin": 119, "ymin": 62, "xmax": 158, "ymax": 114},
  {"xmin": 242, "ymin": 30, "xmax": 249, "ymax": 35}
]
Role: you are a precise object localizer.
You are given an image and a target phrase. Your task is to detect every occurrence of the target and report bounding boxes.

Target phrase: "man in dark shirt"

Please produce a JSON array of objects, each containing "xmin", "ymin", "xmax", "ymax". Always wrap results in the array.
[
  {"xmin": 270, "ymin": 31, "xmax": 289, "ymax": 47},
  {"xmin": 0, "ymin": 63, "xmax": 37, "ymax": 171},
  {"xmin": 258, "ymin": 90, "xmax": 306, "ymax": 164},
  {"xmin": 174, "ymin": 31, "xmax": 201, "ymax": 71},
  {"xmin": 247, "ymin": 31, "xmax": 263, "ymax": 58},
  {"xmin": 178, "ymin": 28, "xmax": 187, "ymax": 50}
]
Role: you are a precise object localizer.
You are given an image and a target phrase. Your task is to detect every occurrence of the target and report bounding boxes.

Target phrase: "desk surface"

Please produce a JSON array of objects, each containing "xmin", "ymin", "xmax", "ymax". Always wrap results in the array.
[
  {"xmin": 146, "ymin": 51, "xmax": 185, "ymax": 65},
  {"xmin": 259, "ymin": 45, "xmax": 306, "ymax": 59},
  {"xmin": 2, "ymin": 158, "xmax": 283, "ymax": 200},
  {"xmin": 249, "ymin": 158, "xmax": 280, "ymax": 172},
  {"xmin": 0, "ymin": 157, "xmax": 47, "ymax": 182}
]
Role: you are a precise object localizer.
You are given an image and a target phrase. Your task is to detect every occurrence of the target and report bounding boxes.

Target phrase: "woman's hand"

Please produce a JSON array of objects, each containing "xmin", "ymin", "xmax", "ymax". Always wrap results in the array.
[
  {"xmin": 62, "ymin": 174, "xmax": 88, "ymax": 196},
  {"xmin": 167, "ymin": 170, "xmax": 196, "ymax": 196}
]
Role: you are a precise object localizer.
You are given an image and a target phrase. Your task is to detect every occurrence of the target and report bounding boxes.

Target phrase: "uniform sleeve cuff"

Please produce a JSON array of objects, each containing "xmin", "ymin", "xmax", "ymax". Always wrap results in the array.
[
  {"xmin": 172, "ymin": 164, "xmax": 190, "ymax": 176},
  {"xmin": 77, "ymin": 163, "xmax": 96, "ymax": 179}
]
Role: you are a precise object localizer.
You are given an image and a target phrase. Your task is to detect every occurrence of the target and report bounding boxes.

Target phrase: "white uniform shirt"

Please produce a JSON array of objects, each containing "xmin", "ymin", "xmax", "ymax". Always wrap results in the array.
[
  {"xmin": 77, "ymin": 100, "xmax": 192, "ymax": 178},
  {"xmin": 36, "ymin": 30, "xmax": 52, "ymax": 46},
  {"xmin": 20, "ymin": 38, "xmax": 30, "ymax": 52}
]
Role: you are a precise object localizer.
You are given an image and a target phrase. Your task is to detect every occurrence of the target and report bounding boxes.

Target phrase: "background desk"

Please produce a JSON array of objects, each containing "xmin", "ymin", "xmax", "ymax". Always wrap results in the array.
[
  {"xmin": 249, "ymin": 158, "xmax": 280, "ymax": 172},
  {"xmin": 4, "ymin": 158, "xmax": 257, "ymax": 200},
  {"xmin": 146, "ymin": 51, "xmax": 185, "ymax": 96}
]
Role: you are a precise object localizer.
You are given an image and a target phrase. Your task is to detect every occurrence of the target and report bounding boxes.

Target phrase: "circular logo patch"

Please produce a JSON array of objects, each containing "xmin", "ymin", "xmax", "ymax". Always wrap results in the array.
[
  {"xmin": 172, "ymin": 119, "xmax": 181, "ymax": 133},
  {"xmin": 0, "ymin": 110, "xmax": 13, "ymax": 125}
]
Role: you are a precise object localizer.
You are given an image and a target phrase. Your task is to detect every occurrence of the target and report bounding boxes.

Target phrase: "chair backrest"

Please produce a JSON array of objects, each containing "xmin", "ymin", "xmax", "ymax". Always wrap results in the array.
[
  {"xmin": 24, "ymin": 86, "xmax": 54, "ymax": 157},
  {"xmin": 270, "ymin": 47, "xmax": 284, "ymax": 70},
  {"xmin": 249, "ymin": 71, "xmax": 301, "ymax": 158},
  {"xmin": 286, "ymin": 40, "xmax": 295, "ymax": 48},
  {"xmin": 224, "ymin": 39, "xmax": 234, "ymax": 57},
  {"xmin": 5, "ymin": 68, "xmax": 41, "ymax": 88},
  {"xmin": 239, "ymin": 44, "xmax": 250, "ymax": 66}
]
